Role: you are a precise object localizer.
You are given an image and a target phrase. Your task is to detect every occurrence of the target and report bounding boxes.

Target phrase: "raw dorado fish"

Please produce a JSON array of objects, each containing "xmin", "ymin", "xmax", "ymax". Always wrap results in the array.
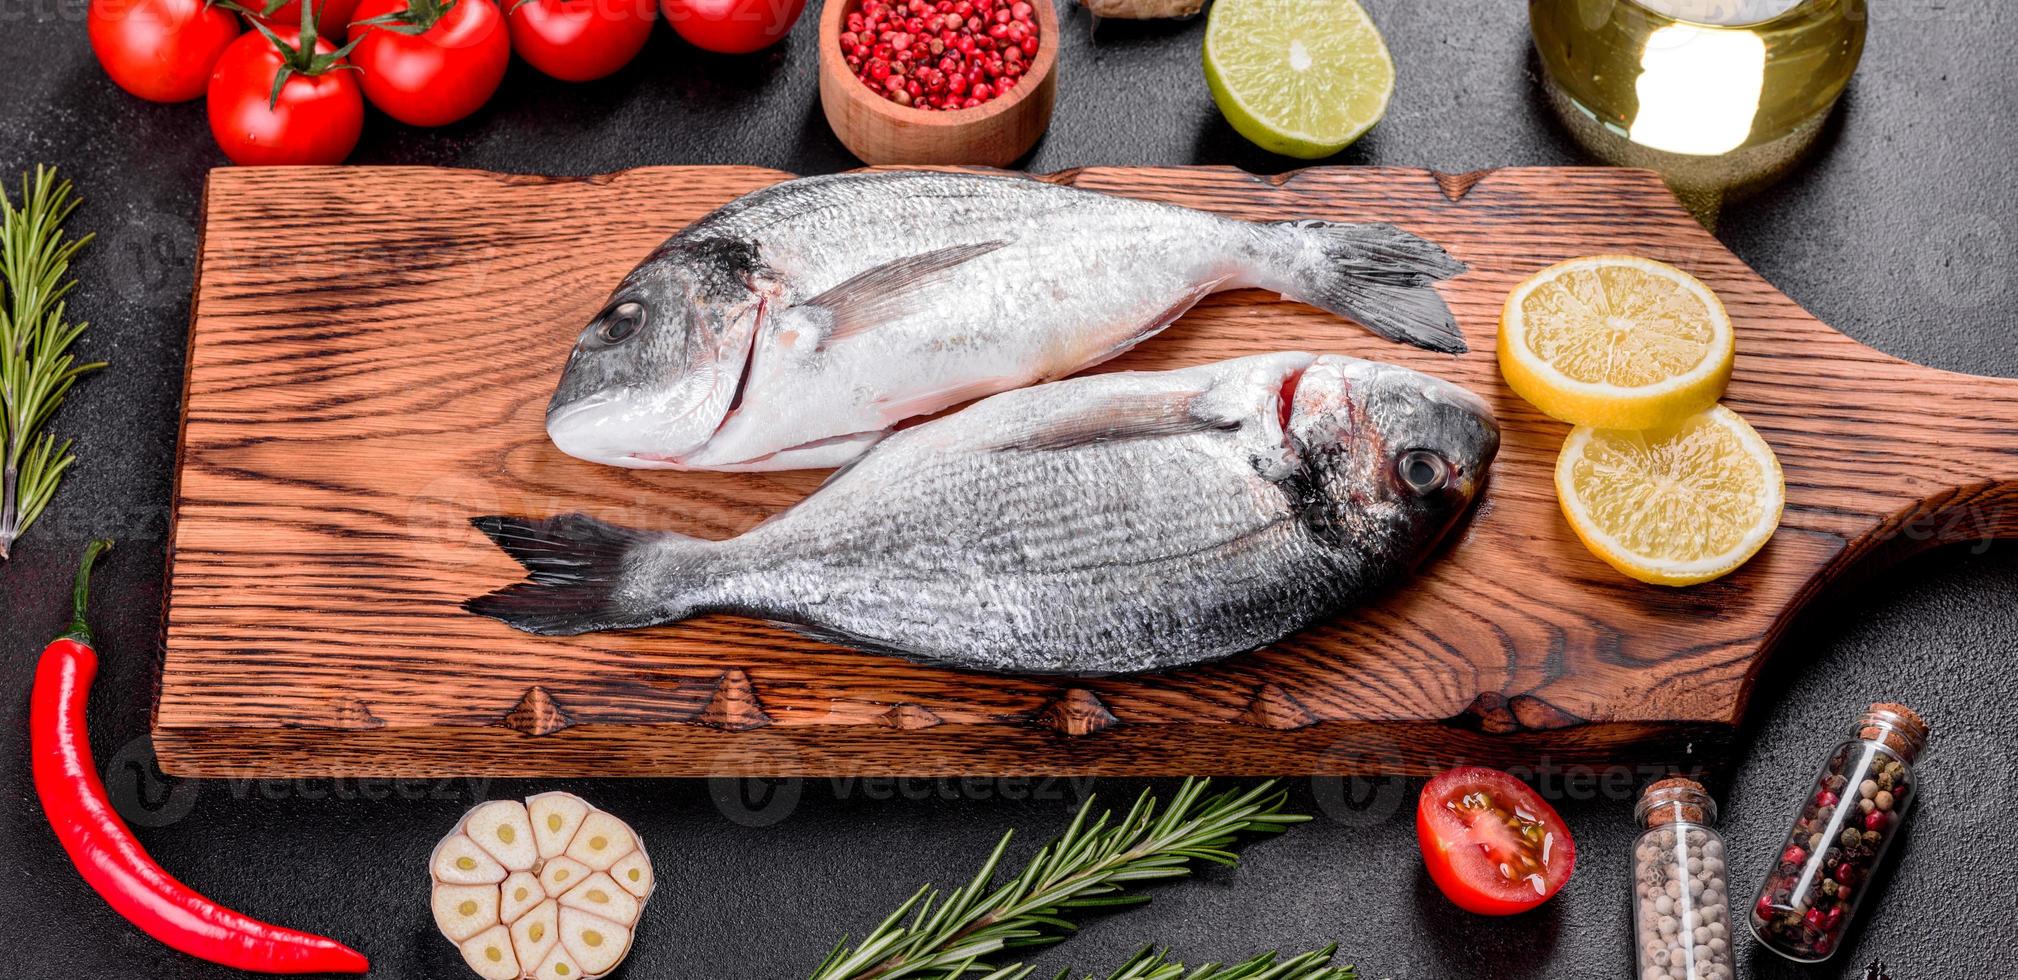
[
  {"xmin": 470, "ymin": 352, "xmax": 1499, "ymax": 675},
  {"xmin": 545, "ymin": 170, "xmax": 1468, "ymax": 472}
]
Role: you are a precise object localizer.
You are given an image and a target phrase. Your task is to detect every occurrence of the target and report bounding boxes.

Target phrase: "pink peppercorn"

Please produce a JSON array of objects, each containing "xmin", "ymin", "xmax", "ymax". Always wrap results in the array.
[{"xmin": 845, "ymin": 0, "xmax": 1038, "ymax": 110}]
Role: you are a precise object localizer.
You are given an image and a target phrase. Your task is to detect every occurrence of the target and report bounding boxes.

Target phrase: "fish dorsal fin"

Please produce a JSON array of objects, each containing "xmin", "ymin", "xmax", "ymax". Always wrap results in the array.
[
  {"xmin": 991, "ymin": 389, "xmax": 1239, "ymax": 453},
  {"xmin": 799, "ymin": 240, "xmax": 1011, "ymax": 349}
]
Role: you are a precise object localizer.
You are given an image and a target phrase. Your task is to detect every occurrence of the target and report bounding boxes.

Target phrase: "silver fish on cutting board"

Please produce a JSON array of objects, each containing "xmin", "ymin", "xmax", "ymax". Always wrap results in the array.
[
  {"xmin": 469, "ymin": 352, "xmax": 1499, "ymax": 675},
  {"xmin": 544, "ymin": 170, "xmax": 1468, "ymax": 472}
]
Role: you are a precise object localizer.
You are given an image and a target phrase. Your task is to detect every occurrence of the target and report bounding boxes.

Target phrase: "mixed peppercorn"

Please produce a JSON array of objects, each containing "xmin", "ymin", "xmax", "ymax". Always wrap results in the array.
[
  {"xmin": 1749, "ymin": 704, "xmax": 1925, "ymax": 963},
  {"xmin": 841, "ymin": 0, "xmax": 1041, "ymax": 110}
]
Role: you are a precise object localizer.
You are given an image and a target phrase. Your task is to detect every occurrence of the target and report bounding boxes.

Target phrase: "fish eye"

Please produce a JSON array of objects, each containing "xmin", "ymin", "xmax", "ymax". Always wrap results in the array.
[
  {"xmin": 594, "ymin": 302, "xmax": 646, "ymax": 346},
  {"xmin": 1397, "ymin": 449, "xmax": 1450, "ymax": 495}
]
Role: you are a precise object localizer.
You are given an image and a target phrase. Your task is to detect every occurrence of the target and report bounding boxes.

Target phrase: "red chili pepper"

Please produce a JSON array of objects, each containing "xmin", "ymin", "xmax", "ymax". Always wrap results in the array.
[{"xmin": 31, "ymin": 540, "xmax": 370, "ymax": 975}]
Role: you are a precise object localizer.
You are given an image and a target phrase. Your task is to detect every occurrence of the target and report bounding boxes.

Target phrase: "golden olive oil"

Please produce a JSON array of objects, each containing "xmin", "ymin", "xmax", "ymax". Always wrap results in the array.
[{"xmin": 1529, "ymin": 0, "xmax": 1866, "ymax": 224}]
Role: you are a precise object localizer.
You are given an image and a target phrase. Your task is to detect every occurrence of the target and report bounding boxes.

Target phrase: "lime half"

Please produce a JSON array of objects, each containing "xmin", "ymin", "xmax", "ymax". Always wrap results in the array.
[{"xmin": 1203, "ymin": 0, "xmax": 1396, "ymax": 159}]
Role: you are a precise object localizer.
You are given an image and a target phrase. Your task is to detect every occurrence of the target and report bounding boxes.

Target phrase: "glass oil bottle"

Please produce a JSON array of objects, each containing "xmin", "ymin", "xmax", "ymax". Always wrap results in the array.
[{"xmin": 1529, "ymin": 0, "xmax": 1866, "ymax": 224}]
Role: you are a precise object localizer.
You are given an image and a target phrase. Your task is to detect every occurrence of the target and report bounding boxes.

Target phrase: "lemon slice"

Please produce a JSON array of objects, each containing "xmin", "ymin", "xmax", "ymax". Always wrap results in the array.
[
  {"xmin": 1202, "ymin": 0, "xmax": 1395, "ymax": 159},
  {"xmin": 1556, "ymin": 405, "xmax": 1782, "ymax": 586},
  {"xmin": 1500, "ymin": 256, "xmax": 1734, "ymax": 430}
]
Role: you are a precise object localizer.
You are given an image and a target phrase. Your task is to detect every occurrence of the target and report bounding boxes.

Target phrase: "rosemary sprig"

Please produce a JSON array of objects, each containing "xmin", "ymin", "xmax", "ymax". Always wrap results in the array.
[
  {"xmin": 1071, "ymin": 945, "xmax": 1357, "ymax": 980},
  {"xmin": 0, "ymin": 167, "xmax": 102, "ymax": 560},
  {"xmin": 808, "ymin": 779, "xmax": 1311, "ymax": 980}
]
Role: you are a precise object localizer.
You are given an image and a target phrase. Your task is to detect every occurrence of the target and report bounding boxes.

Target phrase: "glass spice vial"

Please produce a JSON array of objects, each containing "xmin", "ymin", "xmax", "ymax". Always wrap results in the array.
[
  {"xmin": 1749, "ymin": 702, "xmax": 1930, "ymax": 962},
  {"xmin": 1632, "ymin": 778, "xmax": 1735, "ymax": 980}
]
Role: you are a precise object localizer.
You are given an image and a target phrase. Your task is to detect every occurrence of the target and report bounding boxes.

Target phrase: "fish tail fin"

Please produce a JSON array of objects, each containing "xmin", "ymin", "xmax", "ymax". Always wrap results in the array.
[
  {"xmin": 1262, "ymin": 220, "xmax": 1469, "ymax": 354},
  {"xmin": 464, "ymin": 513, "xmax": 703, "ymax": 636}
]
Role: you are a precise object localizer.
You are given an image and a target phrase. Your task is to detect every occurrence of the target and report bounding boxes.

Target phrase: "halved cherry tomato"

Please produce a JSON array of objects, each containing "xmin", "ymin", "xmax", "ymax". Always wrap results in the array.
[
  {"xmin": 1416, "ymin": 766, "xmax": 1576, "ymax": 916},
  {"xmin": 206, "ymin": 25, "xmax": 365, "ymax": 165},
  {"xmin": 661, "ymin": 0, "xmax": 804, "ymax": 54},
  {"xmin": 348, "ymin": 0, "xmax": 511, "ymax": 127},
  {"xmin": 248, "ymin": 0, "xmax": 362, "ymax": 36},
  {"xmin": 508, "ymin": 0, "xmax": 655, "ymax": 82},
  {"xmin": 88, "ymin": 0, "xmax": 242, "ymax": 103}
]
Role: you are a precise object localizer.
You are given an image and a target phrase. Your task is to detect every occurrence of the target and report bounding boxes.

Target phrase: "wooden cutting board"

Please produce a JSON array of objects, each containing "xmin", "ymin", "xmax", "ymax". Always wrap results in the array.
[{"xmin": 156, "ymin": 165, "xmax": 2018, "ymax": 777}]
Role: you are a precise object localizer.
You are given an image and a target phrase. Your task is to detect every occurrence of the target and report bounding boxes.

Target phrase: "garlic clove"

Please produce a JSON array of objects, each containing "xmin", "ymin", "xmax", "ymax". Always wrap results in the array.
[
  {"xmin": 434, "ymin": 834, "xmax": 509, "ymax": 885},
  {"xmin": 558, "ymin": 872, "xmax": 639, "ymax": 926},
  {"xmin": 531, "ymin": 939, "xmax": 584, "ymax": 980},
  {"xmin": 609, "ymin": 848, "xmax": 654, "ymax": 900},
  {"xmin": 459, "ymin": 924, "xmax": 520, "ymax": 980},
  {"xmin": 558, "ymin": 907, "xmax": 632, "ymax": 977},
  {"xmin": 538, "ymin": 856, "xmax": 592, "ymax": 898},
  {"xmin": 500, "ymin": 870, "xmax": 543, "ymax": 923},
  {"xmin": 527, "ymin": 792, "xmax": 591, "ymax": 860},
  {"xmin": 433, "ymin": 883, "xmax": 502, "ymax": 942},
  {"xmin": 509, "ymin": 898, "xmax": 560, "ymax": 970},
  {"xmin": 562, "ymin": 810, "xmax": 637, "ymax": 871},
  {"xmin": 464, "ymin": 800, "xmax": 538, "ymax": 871}
]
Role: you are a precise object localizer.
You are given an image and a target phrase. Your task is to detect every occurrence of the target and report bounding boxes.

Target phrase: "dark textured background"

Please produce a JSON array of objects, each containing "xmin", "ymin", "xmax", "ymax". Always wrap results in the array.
[{"xmin": 2, "ymin": 1, "xmax": 2014, "ymax": 977}]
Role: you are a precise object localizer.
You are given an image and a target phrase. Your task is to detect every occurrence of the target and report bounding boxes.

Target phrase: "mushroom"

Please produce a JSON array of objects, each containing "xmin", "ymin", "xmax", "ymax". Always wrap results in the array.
[{"xmin": 431, "ymin": 794, "xmax": 651, "ymax": 980}]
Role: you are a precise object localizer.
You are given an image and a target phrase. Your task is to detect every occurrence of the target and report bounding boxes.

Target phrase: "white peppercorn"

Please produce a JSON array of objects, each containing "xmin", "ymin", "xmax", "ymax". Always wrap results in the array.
[{"xmin": 1631, "ymin": 778, "xmax": 1734, "ymax": 980}]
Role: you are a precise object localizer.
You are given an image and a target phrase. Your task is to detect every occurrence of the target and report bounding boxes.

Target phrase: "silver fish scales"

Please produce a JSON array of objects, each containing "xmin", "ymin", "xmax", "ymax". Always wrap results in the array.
[
  {"xmin": 544, "ymin": 170, "xmax": 1469, "ymax": 472},
  {"xmin": 471, "ymin": 352, "xmax": 1498, "ymax": 675}
]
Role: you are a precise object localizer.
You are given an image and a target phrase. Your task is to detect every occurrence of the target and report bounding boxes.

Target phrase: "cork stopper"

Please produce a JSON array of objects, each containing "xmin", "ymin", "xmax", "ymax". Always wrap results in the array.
[
  {"xmin": 1858, "ymin": 702, "xmax": 1929, "ymax": 762},
  {"xmin": 1636, "ymin": 776, "xmax": 1715, "ymax": 828}
]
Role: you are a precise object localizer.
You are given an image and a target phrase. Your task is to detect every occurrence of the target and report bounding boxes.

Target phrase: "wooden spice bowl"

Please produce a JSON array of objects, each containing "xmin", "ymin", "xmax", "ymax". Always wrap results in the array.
[{"xmin": 817, "ymin": 0, "xmax": 1059, "ymax": 166}]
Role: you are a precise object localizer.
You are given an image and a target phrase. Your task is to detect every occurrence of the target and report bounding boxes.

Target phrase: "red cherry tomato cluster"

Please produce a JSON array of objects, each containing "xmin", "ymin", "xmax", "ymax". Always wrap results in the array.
[{"xmin": 87, "ymin": 0, "xmax": 800, "ymax": 165}]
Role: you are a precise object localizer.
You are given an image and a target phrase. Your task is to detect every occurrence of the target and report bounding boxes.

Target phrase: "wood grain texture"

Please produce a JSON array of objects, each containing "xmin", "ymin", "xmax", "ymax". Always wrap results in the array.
[{"xmin": 156, "ymin": 165, "xmax": 2018, "ymax": 777}]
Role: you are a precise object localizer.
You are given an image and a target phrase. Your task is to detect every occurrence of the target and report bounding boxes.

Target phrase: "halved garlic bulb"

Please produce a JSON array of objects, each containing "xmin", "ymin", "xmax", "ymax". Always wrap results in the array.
[{"xmin": 432, "ymin": 794, "xmax": 651, "ymax": 979}]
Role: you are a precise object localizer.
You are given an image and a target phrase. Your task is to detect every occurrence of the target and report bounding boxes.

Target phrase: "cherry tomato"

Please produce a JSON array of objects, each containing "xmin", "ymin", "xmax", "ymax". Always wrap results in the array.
[
  {"xmin": 348, "ymin": 0, "xmax": 511, "ymax": 127},
  {"xmin": 661, "ymin": 0, "xmax": 803, "ymax": 54},
  {"xmin": 206, "ymin": 27, "xmax": 365, "ymax": 165},
  {"xmin": 1415, "ymin": 766, "xmax": 1576, "ymax": 916},
  {"xmin": 88, "ymin": 0, "xmax": 242, "ymax": 103},
  {"xmin": 508, "ymin": 0, "xmax": 654, "ymax": 81},
  {"xmin": 248, "ymin": 0, "xmax": 363, "ymax": 36}
]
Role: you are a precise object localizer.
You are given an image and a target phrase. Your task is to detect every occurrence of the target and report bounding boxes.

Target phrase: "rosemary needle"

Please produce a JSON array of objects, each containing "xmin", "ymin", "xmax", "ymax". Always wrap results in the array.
[
  {"xmin": 0, "ymin": 166, "xmax": 102, "ymax": 559},
  {"xmin": 1072, "ymin": 945, "xmax": 1357, "ymax": 980},
  {"xmin": 808, "ymin": 778, "xmax": 1313, "ymax": 980}
]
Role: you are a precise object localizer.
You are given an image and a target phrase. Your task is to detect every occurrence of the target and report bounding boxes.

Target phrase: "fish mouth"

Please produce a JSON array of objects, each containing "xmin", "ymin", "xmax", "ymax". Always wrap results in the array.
[
  {"xmin": 642, "ymin": 429, "xmax": 886, "ymax": 472},
  {"xmin": 546, "ymin": 352, "xmax": 758, "ymax": 470},
  {"xmin": 546, "ymin": 392, "xmax": 640, "ymax": 466},
  {"xmin": 545, "ymin": 352, "xmax": 754, "ymax": 467},
  {"xmin": 546, "ymin": 393, "xmax": 613, "ymax": 431}
]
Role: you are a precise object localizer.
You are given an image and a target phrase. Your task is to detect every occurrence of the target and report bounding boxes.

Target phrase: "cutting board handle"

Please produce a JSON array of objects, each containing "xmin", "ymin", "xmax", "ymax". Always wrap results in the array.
[{"xmin": 1812, "ymin": 342, "xmax": 2018, "ymax": 570}]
